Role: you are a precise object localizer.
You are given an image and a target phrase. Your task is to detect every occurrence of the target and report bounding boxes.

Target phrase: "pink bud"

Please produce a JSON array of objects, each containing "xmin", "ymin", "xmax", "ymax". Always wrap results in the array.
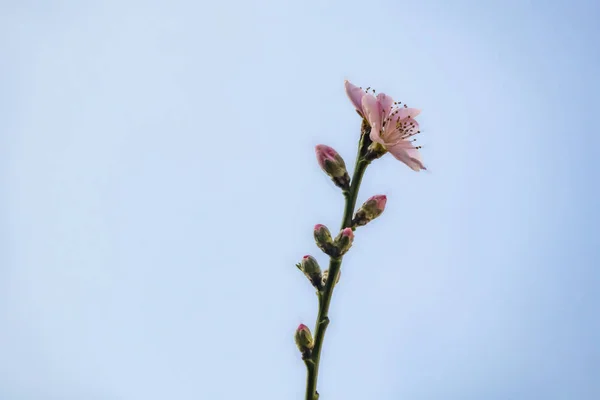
[
  {"xmin": 334, "ymin": 227, "xmax": 354, "ymax": 256},
  {"xmin": 295, "ymin": 323, "xmax": 314, "ymax": 354},
  {"xmin": 368, "ymin": 195, "xmax": 387, "ymax": 212},
  {"xmin": 341, "ymin": 227, "xmax": 354, "ymax": 239},
  {"xmin": 315, "ymin": 145, "xmax": 350, "ymax": 190},
  {"xmin": 300, "ymin": 255, "xmax": 321, "ymax": 283},
  {"xmin": 314, "ymin": 224, "xmax": 336, "ymax": 256},
  {"xmin": 352, "ymin": 195, "xmax": 387, "ymax": 227},
  {"xmin": 315, "ymin": 145, "xmax": 339, "ymax": 169}
]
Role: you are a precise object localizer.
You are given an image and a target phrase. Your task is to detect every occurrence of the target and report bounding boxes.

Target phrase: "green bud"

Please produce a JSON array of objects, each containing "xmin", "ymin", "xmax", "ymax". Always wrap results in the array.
[
  {"xmin": 314, "ymin": 224, "xmax": 336, "ymax": 256},
  {"xmin": 298, "ymin": 255, "xmax": 322, "ymax": 289},
  {"xmin": 352, "ymin": 195, "xmax": 387, "ymax": 227},
  {"xmin": 295, "ymin": 324, "xmax": 314, "ymax": 357},
  {"xmin": 334, "ymin": 227, "xmax": 354, "ymax": 256},
  {"xmin": 315, "ymin": 145, "xmax": 350, "ymax": 191}
]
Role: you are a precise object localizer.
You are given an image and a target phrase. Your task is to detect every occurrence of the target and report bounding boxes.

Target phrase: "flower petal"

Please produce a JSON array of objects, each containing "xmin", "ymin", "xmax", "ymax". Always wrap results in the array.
[
  {"xmin": 395, "ymin": 107, "xmax": 421, "ymax": 121},
  {"xmin": 387, "ymin": 142, "xmax": 426, "ymax": 171},
  {"xmin": 344, "ymin": 80, "xmax": 366, "ymax": 116},
  {"xmin": 362, "ymin": 93, "xmax": 383, "ymax": 133},
  {"xmin": 370, "ymin": 129, "xmax": 385, "ymax": 144},
  {"xmin": 380, "ymin": 115, "xmax": 420, "ymax": 145},
  {"xmin": 376, "ymin": 92, "xmax": 394, "ymax": 117},
  {"xmin": 397, "ymin": 116, "xmax": 420, "ymax": 138}
]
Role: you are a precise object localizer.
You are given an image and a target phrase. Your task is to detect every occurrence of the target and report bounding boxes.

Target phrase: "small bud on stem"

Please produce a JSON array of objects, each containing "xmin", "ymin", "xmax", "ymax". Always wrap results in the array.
[
  {"xmin": 333, "ymin": 227, "xmax": 354, "ymax": 256},
  {"xmin": 315, "ymin": 145, "xmax": 350, "ymax": 191},
  {"xmin": 295, "ymin": 324, "xmax": 314, "ymax": 359},
  {"xmin": 297, "ymin": 255, "xmax": 323, "ymax": 290},
  {"xmin": 352, "ymin": 195, "xmax": 387, "ymax": 227},
  {"xmin": 314, "ymin": 224, "xmax": 336, "ymax": 256}
]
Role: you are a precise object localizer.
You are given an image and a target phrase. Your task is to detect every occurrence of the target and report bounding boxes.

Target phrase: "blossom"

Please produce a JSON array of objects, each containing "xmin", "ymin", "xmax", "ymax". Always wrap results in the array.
[
  {"xmin": 345, "ymin": 80, "xmax": 426, "ymax": 171},
  {"xmin": 362, "ymin": 92, "xmax": 425, "ymax": 171}
]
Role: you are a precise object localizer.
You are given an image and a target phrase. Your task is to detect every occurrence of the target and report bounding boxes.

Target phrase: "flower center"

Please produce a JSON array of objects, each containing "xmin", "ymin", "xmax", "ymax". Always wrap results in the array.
[
  {"xmin": 359, "ymin": 86, "xmax": 424, "ymax": 150},
  {"xmin": 380, "ymin": 104, "xmax": 422, "ymax": 148}
]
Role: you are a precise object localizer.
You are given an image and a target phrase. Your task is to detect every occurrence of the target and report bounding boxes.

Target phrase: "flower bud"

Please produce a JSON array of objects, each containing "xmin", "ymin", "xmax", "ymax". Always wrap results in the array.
[
  {"xmin": 322, "ymin": 268, "xmax": 341, "ymax": 287},
  {"xmin": 314, "ymin": 224, "xmax": 336, "ymax": 256},
  {"xmin": 295, "ymin": 324, "xmax": 314, "ymax": 356},
  {"xmin": 298, "ymin": 255, "xmax": 322, "ymax": 289},
  {"xmin": 334, "ymin": 227, "xmax": 354, "ymax": 256},
  {"xmin": 315, "ymin": 145, "xmax": 350, "ymax": 191},
  {"xmin": 352, "ymin": 195, "xmax": 387, "ymax": 227}
]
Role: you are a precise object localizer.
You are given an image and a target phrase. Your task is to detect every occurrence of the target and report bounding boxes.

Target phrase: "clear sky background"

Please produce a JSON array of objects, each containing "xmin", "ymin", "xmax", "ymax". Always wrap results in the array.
[{"xmin": 1, "ymin": 0, "xmax": 599, "ymax": 399}]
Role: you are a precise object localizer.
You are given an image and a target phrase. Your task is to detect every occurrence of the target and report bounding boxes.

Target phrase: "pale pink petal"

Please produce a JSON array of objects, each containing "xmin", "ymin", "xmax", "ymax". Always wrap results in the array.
[
  {"xmin": 395, "ymin": 107, "xmax": 421, "ymax": 121},
  {"xmin": 380, "ymin": 123, "xmax": 402, "ymax": 146},
  {"xmin": 387, "ymin": 142, "xmax": 426, "ymax": 171},
  {"xmin": 392, "ymin": 139, "xmax": 418, "ymax": 149},
  {"xmin": 370, "ymin": 130, "xmax": 386, "ymax": 145},
  {"xmin": 344, "ymin": 80, "xmax": 366, "ymax": 115},
  {"xmin": 376, "ymin": 93, "xmax": 394, "ymax": 117},
  {"xmin": 396, "ymin": 116, "xmax": 420, "ymax": 138},
  {"xmin": 362, "ymin": 94, "xmax": 383, "ymax": 133}
]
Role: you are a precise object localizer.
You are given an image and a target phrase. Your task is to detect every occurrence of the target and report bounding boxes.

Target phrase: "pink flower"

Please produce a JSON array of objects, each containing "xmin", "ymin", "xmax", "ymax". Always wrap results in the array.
[{"xmin": 361, "ymin": 92, "xmax": 426, "ymax": 171}]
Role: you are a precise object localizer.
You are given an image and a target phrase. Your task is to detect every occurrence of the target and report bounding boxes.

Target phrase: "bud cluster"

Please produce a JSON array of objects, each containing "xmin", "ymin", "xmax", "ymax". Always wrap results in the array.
[{"xmin": 313, "ymin": 224, "xmax": 354, "ymax": 258}]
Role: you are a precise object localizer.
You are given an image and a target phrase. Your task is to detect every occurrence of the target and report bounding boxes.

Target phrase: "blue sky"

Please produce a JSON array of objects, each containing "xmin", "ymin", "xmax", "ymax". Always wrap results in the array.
[{"xmin": 1, "ymin": 0, "xmax": 599, "ymax": 399}]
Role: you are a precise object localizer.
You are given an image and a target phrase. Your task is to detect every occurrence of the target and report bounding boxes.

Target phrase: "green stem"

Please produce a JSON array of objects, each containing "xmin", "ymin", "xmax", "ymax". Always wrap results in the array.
[{"xmin": 304, "ymin": 137, "xmax": 371, "ymax": 400}]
